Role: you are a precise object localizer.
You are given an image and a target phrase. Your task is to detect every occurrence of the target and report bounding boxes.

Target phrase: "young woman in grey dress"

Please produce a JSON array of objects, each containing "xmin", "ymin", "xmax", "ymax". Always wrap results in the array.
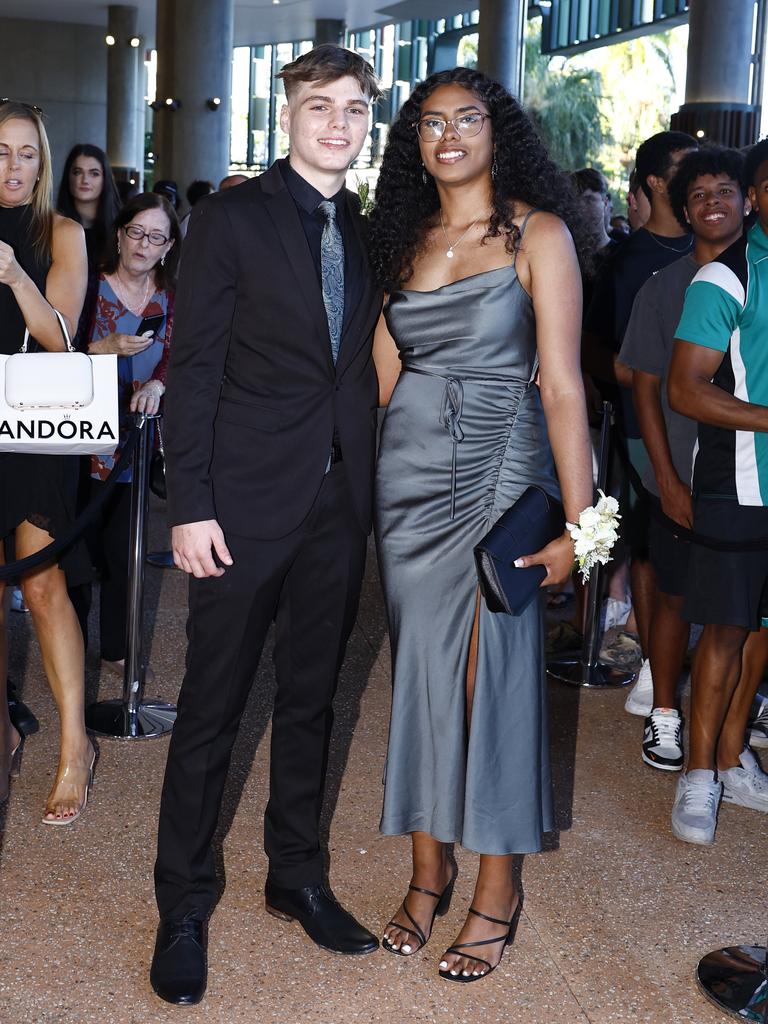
[{"xmin": 368, "ymin": 69, "xmax": 593, "ymax": 982}]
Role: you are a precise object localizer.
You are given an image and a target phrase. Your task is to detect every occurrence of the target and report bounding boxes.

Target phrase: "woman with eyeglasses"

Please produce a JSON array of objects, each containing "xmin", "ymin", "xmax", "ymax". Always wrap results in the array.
[
  {"xmin": 86, "ymin": 192, "xmax": 179, "ymax": 679},
  {"xmin": 368, "ymin": 69, "xmax": 592, "ymax": 983},
  {"xmin": 0, "ymin": 100, "xmax": 93, "ymax": 821}
]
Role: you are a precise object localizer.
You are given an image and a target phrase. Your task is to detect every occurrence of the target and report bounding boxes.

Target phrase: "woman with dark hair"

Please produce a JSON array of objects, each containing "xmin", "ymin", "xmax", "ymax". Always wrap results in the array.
[
  {"xmin": 0, "ymin": 100, "xmax": 93, "ymax": 821},
  {"xmin": 86, "ymin": 192, "xmax": 179, "ymax": 676},
  {"xmin": 369, "ymin": 69, "xmax": 593, "ymax": 982},
  {"xmin": 57, "ymin": 144, "xmax": 121, "ymax": 268}
]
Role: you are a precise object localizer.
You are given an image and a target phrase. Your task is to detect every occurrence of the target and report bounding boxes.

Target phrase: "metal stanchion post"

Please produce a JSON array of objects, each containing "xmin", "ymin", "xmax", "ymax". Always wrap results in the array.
[
  {"xmin": 547, "ymin": 402, "xmax": 635, "ymax": 688},
  {"xmin": 86, "ymin": 412, "xmax": 177, "ymax": 738},
  {"xmin": 696, "ymin": 944, "xmax": 767, "ymax": 1020}
]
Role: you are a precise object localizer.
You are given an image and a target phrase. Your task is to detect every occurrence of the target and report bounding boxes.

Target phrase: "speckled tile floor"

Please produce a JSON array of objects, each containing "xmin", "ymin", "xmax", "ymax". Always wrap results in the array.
[{"xmin": 1, "ymin": 498, "xmax": 765, "ymax": 1024}]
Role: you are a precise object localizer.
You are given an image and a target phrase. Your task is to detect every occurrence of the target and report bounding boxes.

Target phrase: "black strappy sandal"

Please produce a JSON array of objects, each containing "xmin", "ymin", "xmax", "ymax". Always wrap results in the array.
[
  {"xmin": 382, "ymin": 874, "xmax": 457, "ymax": 957},
  {"xmin": 438, "ymin": 897, "xmax": 523, "ymax": 982}
]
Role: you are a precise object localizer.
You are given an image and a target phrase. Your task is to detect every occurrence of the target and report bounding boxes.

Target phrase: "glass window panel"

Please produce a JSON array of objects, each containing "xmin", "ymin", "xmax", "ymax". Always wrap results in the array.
[{"xmin": 230, "ymin": 46, "xmax": 250, "ymax": 166}]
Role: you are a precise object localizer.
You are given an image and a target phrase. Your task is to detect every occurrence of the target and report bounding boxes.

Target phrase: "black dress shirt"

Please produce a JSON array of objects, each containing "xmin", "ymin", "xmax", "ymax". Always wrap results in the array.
[{"xmin": 279, "ymin": 158, "xmax": 363, "ymax": 335}]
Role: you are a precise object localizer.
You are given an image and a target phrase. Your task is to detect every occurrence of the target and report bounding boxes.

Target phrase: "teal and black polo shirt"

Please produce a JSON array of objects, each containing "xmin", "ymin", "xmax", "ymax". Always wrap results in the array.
[{"xmin": 675, "ymin": 221, "xmax": 768, "ymax": 506}]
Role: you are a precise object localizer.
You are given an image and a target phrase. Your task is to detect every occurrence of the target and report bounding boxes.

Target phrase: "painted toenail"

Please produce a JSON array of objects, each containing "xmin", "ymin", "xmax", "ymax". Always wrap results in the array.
[
  {"xmin": 402, "ymin": 944, "xmax": 411, "ymax": 953},
  {"xmin": 450, "ymin": 970, "xmax": 459, "ymax": 976},
  {"xmin": 439, "ymin": 961, "xmax": 448, "ymax": 969},
  {"xmin": 462, "ymin": 970, "xmax": 470, "ymax": 976}
]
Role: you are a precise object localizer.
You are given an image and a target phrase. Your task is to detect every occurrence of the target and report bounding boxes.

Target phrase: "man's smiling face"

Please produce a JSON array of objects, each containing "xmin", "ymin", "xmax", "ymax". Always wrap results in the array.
[{"xmin": 280, "ymin": 75, "xmax": 371, "ymax": 181}]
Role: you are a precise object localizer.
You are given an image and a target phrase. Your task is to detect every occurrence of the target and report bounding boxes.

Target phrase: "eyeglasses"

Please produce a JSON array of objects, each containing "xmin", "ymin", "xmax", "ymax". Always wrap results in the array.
[
  {"xmin": 0, "ymin": 98, "xmax": 44, "ymax": 116},
  {"xmin": 415, "ymin": 112, "xmax": 488, "ymax": 143},
  {"xmin": 123, "ymin": 224, "xmax": 170, "ymax": 246}
]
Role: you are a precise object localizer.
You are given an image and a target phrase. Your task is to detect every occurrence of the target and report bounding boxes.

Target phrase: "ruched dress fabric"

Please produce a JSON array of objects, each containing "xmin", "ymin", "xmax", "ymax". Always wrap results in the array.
[{"xmin": 376, "ymin": 262, "xmax": 559, "ymax": 855}]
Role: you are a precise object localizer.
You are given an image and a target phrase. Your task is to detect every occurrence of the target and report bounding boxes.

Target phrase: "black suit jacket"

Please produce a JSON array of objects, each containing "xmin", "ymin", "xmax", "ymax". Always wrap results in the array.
[{"xmin": 164, "ymin": 163, "xmax": 382, "ymax": 540}]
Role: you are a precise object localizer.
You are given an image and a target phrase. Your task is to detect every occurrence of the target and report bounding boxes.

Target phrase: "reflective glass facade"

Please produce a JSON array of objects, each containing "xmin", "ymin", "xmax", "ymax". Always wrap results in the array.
[{"xmin": 227, "ymin": 14, "xmax": 479, "ymax": 171}]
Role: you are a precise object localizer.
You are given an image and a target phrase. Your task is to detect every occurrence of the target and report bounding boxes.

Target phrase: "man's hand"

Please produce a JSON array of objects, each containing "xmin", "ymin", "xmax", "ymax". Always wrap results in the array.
[
  {"xmin": 172, "ymin": 520, "xmax": 233, "ymax": 578},
  {"xmin": 658, "ymin": 476, "xmax": 693, "ymax": 529}
]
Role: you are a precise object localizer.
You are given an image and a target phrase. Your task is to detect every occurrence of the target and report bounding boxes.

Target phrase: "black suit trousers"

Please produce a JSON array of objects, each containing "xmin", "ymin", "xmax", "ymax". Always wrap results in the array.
[{"xmin": 154, "ymin": 464, "xmax": 367, "ymax": 920}]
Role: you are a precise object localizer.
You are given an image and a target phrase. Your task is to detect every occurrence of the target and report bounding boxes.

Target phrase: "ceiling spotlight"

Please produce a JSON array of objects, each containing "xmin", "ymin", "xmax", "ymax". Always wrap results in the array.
[
  {"xmin": 696, "ymin": 128, "xmax": 705, "ymax": 138},
  {"xmin": 273, "ymin": 1, "xmax": 281, "ymax": 6},
  {"xmin": 105, "ymin": 34, "xmax": 116, "ymax": 45},
  {"xmin": 130, "ymin": 36, "xmax": 141, "ymax": 48},
  {"xmin": 206, "ymin": 96, "xmax": 222, "ymax": 110}
]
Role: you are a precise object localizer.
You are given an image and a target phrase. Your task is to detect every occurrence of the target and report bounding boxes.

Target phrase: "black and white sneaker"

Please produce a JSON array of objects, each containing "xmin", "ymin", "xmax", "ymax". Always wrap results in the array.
[
  {"xmin": 642, "ymin": 708, "xmax": 683, "ymax": 771},
  {"xmin": 748, "ymin": 698, "xmax": 768, "ymax": 750}
]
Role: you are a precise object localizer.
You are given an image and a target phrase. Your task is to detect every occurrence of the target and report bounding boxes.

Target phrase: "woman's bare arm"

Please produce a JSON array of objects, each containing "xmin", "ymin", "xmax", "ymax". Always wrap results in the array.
[
  {"xmin": 516, "ymin": 213, "xmax": 594, "ymax": 583},
  {"xmin": 0, "ymin": 214, "xmax": 87, "ymax": 349},
  {"xmin": 372, "ymin": 305, "xmax": 401, "ymax": 407}
]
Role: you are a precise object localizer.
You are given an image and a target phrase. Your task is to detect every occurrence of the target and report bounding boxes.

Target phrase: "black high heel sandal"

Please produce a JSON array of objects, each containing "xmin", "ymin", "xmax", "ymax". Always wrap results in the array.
[
  {"xmin": 382, "ymin": 872, "xmax": 457, "ymax": 957},
  {"xmin": 438, "ymin": 897, "xmax": 523, "ymax": 983}
]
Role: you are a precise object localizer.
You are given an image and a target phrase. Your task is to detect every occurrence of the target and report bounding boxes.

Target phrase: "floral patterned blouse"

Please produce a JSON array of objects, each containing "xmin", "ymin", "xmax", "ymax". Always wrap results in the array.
[{"xmin": 89, "ymin": 274, "xmax": 173, "ymax": 482}]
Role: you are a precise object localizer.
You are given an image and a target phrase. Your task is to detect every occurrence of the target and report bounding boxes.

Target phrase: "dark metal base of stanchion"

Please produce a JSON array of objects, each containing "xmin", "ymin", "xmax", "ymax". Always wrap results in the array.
[
  {"xmin": 696, "ymin": 946, "xmax": 767, "ymax": 1021},
  {"xmin": 85, "ymin": 699, "xmax": 176, "ymax": 739},
  {"xmin": 547, "ymin": 657, "xmax": 635, "ymax": 688},
  {"xmin": 146, "ymin": 550, "xmax": 177, "ymax": 569}
]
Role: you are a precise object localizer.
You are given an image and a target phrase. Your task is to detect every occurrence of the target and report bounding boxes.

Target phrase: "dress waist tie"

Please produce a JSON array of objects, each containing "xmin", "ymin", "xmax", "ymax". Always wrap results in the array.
[{"xmin": 403, "ymin": 365, "xmax": 533, "ymax": 521}]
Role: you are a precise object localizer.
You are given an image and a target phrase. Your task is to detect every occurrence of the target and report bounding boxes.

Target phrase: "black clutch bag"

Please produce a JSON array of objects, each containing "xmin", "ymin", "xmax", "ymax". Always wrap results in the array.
[{"xmin": 474, "ymin": 486, "xmax": 565, "ymax": 615}]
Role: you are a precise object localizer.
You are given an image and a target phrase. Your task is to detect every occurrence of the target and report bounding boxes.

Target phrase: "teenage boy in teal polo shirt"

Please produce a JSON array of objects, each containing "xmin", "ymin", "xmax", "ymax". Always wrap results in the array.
[{"xmin": 668, "ymin": 139, "xmax": 768, "ymax": 845}]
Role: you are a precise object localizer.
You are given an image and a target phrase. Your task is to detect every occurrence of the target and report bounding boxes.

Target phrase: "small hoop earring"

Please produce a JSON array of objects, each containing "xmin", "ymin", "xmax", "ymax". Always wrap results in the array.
[
  {"xmin": 491, "ymin": 158, "xmax": 498, "ymax": 180},
  {"xmin": 117, "ymin": 241, "xmax": 121, "ymax": 254},
  {"xmin": 161, "ymin": 254, "xmax": 166, "ymax": 267},
  {"xmin": 422, "ymin": 165, "xmax": 428, "ymax": 186}
]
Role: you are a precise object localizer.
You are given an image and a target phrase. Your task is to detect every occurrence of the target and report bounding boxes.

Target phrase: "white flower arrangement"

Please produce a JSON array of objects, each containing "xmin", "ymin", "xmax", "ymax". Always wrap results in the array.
[{"xmin": 566, "ymin": 490, "xmax": 620, "ymax": 582}]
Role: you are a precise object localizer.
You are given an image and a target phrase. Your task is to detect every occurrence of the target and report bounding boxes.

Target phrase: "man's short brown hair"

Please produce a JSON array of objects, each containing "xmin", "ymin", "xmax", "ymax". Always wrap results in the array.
[{"xmin": 278, "ymin": 44, "xmax": 382, "ymax": 102}]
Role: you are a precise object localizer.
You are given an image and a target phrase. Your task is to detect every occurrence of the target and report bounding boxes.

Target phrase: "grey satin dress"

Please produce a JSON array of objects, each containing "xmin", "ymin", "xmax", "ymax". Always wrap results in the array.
[{"xmin": 376, "ymin": 258, "xmax": 558, "ymax": 855}]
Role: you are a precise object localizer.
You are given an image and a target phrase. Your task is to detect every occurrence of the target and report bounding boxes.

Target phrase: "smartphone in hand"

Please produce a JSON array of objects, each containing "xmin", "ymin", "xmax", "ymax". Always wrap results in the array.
[{"xmin": 136, "ymin": 313, "xmax": 165, "ymax": 340}]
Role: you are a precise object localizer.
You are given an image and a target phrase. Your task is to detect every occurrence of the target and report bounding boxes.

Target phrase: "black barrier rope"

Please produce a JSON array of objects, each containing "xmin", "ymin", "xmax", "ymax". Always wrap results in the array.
[
  {"xmin": 615, "ymin": 431, "xmax": 768, "ymax": 553},
  {"xmin": 0, "ymin": 425, "xmax": 143, "ymax": 582}
]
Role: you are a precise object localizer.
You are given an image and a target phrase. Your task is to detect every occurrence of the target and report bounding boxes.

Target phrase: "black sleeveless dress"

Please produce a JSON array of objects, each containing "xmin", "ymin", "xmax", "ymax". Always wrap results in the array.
[{"xmin": 0, "ymin": 204, "xmax": 90, "ymax": 582}]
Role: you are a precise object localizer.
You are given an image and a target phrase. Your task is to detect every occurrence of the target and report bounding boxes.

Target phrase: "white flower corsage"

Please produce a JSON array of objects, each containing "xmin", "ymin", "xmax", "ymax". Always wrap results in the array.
[{"xmin": 566, "ymin": 490, "xmax": 620, "ymax": 582}]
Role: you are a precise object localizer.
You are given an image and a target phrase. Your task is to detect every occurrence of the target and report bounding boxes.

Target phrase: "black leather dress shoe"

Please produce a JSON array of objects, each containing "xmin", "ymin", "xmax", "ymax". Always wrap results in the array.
[
  {"xmin": 7, "ymin": 679, "xmax": 39, "ymax": 737},
  {"xmin": 150, "ymin": 919, "xmax": 207, "ymax": 1005},
  {"xmin": 265, "ymin": 882, "xmax": 378, "ymax": 955}
]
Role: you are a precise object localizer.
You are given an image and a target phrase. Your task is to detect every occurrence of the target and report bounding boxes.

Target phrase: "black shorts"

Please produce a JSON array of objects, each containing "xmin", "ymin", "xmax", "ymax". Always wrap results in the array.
[
  {"xmin": 683, "ymin": 496, "xmax": 768, "ymax": 630},
  {"xmin": 648, "ymin": 496, "xmax": 690, "ymax": 597}
]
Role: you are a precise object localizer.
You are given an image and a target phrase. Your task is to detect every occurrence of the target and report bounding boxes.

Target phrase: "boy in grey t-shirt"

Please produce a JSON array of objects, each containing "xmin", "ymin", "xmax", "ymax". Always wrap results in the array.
[{"xmin": 618, "ymin": 147, "xmax": 747, "ymax": 776}]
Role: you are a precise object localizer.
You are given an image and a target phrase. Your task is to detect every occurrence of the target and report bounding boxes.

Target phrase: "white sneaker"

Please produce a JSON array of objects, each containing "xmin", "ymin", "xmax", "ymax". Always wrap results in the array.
[
  {"xmin": 748, "ymin": 698, "xmax": 768, "ymax": 750},
  {"xmin": 625, "ymin": 659, "xmax": 653, "ymax": 716},
  {"xmin": 642, "ymin": 708, "xmax": 683, "ymax": 771},
  {"xmin": 720, "ymin": 748, "xmax": 768, "ymax": 812},
  {"xmin": 671, "ymin": 769, "xmax": 722, "ymax": 845}
]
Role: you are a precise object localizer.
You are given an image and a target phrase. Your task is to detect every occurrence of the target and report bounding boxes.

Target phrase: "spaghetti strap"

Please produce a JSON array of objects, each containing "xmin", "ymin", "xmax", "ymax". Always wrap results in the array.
[{"xmin": 513, "ymin": 208, "xmax": 539, "ymax": 265}]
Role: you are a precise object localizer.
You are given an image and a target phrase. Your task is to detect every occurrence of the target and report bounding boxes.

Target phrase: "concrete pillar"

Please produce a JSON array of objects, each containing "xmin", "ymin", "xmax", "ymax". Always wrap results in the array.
[
  {"xmin": 685, "ymin": 0, "xmax": 752, "ymax": 104},
  {"xmin": 155, "ymin": 0, "xmax": 234, "ymax": 189},
  {"xmin": 314, "ymin": 20, "xmax": 344, "ymax": 46},
  {"xmin": 107, "ymin": 5, "xmax": 140, "ymax": 175},
  {"xmin": 477, "ymin": 0, "xmax": 525, "ymax": 98},
  {"xmin": 671, "ymin": 0, "xmax": 757, "ymax": 146}
]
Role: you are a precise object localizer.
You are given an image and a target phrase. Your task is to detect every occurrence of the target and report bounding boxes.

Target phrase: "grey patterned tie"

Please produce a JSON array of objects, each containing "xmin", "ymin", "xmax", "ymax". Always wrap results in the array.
[{"xmin": 318, "ymin": 200, "xmax": 344, "ymax": 364}]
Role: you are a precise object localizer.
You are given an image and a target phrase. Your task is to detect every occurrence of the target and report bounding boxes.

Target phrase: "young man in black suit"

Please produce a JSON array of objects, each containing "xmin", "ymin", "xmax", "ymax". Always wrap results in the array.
[{"xmin": 150, "ymin": 46, "xmax": 383, "ymax": 1005}]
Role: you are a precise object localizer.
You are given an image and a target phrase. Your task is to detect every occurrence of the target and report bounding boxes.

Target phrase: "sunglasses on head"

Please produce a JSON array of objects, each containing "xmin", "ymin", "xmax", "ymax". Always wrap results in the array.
[{"xmin": 0, "ymin": 98, "xmax": 44, "ymax": 116}]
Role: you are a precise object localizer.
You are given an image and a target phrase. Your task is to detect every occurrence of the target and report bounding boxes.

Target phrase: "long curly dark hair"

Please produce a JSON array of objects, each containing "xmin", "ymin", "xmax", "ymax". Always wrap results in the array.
[{"xmin": 368, "ymin": 68, "xmax": 585, "ymax": 290}]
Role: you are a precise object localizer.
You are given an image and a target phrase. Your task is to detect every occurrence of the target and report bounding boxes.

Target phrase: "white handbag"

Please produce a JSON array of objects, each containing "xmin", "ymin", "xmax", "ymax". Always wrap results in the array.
[
  {"xmin": 0, "ymin": 309, "xmax": 119, "ymax": 455},
  {"xmin": 5, "ymin": 310, "xmax": 94, "ymax": 410}
]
